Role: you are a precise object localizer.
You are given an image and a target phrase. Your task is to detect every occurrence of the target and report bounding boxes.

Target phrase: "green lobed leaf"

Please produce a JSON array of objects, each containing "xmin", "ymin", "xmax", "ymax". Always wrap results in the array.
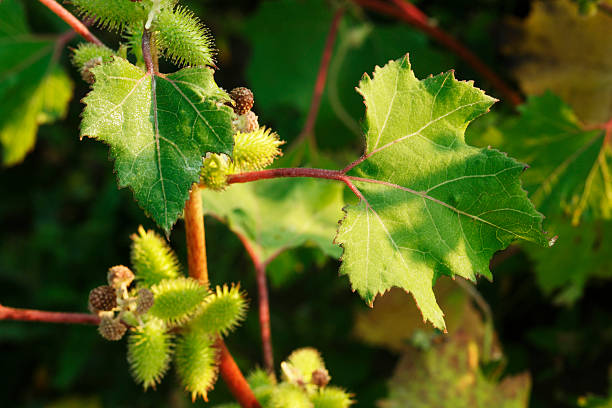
[
  {"xmin": 244, "ymin": 0, "xmax": 454, "ymax": 146},
  {"xmin": 80, "ymin": 57, "xmax": 234, "ymax": 232},
  {"xmin": 149, "ymin": 277, "xmax": 209, "ymax": 324},
  {"xmin": 174, "ymin": 329, "xmax": 218, "ymax": 402},
  {"xmin": 0, "ymin": 30, "xmax": 73, "ymax": 165},
  {"xmin": 127, "ymin": 317, "xmax": 173, "ymax": 390},
  {"xmin": 475, "ymin": 92, "xmax": 611, "ymax": 224},
  {"xmin": 202, "ymin": 177, "xmax": 344, "ymax": 263},
  {"xmin": 526, "ymin": 217, "xmax": 612, "ymax": 304},
  {"xmin": 336, "ymin": 56, "xmax": 547, "ymax": 330},
  {"xmin": 130, "ymin": 225, "xmax": 181, "ymax": 287}
]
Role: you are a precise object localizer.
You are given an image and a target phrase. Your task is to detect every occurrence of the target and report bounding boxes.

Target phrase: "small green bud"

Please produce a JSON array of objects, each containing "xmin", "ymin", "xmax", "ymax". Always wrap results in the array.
[{"xmin": 200, "ymin": 153, "xmax": 230, "ymax": 191}]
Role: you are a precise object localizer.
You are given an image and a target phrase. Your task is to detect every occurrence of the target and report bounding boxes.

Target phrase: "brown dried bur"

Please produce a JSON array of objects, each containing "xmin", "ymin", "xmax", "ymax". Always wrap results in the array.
[{"xmin": 88, "ymin": 285, "xmax": 117, "ymax": 313}]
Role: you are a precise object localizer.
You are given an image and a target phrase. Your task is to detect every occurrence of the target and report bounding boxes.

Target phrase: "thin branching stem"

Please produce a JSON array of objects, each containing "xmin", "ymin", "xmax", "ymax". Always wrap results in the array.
[
  {"xmin": 184, "ymin": 186, "xmax": 260, "ymax": 408},
  {"xmin": 236, "ymin": 234, "xmax": 274, "ymax": 374},
  {"xmin": 294, "ymin": 7, "xmax": 345, "ymax": 147},
  {"xmin": 37, "ymin": 0, "xmax": 104, "ymax": 46},
  {"xmin": 185, "ymin": 186, "xmax": 209, "ymax": 285},
  {"xmin": 0, "ymin": 304, "xmax": 100, "ymax": 325}
]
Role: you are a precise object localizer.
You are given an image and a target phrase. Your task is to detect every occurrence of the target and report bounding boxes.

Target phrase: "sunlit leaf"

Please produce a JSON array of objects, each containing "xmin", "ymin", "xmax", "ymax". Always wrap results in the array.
[
  {"xmin": 336, "ymin": 56, "xmax": 547, "ymax": 329},
  {"xmin": 80, "ymin": 57, "xmax": 234, "ymax": 232}
]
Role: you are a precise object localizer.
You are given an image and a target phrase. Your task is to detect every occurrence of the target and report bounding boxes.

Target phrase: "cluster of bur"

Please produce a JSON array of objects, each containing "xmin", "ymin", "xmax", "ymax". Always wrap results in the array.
[
  {"xmin": 214, "ymin": 348, "xmax": 354, "ymax": 408},
  {"xmin": 200, "ymin": 87, "xmax": 285, "ymax": 190},
  {"xmin": 88, "ymin": 226, "xmax": 248, "ymax": 401}
]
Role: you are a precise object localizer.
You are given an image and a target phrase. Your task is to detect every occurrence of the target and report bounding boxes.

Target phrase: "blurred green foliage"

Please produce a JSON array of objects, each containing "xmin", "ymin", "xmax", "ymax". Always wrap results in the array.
[{"xmin": 1, "ymin": 1, "xmax": 612, "ymax": 407}]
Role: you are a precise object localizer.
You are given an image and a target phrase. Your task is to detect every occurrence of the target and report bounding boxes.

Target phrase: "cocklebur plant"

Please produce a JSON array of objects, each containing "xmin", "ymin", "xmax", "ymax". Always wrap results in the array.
[
  {"xmin": 88, "ymin": 226, "xmax": 248, "ymax": 399},
  {"xmin": 0, "ymin": 0, "xmax": 561, "ymax": 405}
]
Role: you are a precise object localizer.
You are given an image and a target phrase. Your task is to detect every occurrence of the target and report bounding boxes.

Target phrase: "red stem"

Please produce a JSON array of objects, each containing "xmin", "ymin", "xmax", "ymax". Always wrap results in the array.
[
  {"xmin": 184, "ymin": 186, "xmax": 259, "ymax": 407},
  {"xmin": 296, "ymin": 8, "xmax": 345, "ymax": 145},
  {"xmin": 227, "ymin": 167, "xmax": 346, "ymax": 185},
  {"xmin": 236, "ymin": 234, "xmax": 275, "ymax": 374},
  {"xmin": 185, "ymin": 186, "xmax": 209, "ymax": 286},
  {"xmin": 217, "ymin": 339, "xmax": 261, "ymax": 408},
  {"xmin": 37, "ymin": 0, "xmax": 103, "ymax": 46},
  {"xmin": 0, "ymin": 304, "xmax": 99, "ymax": 325},
  {"xmin": 353, "ymin": 0, "xmax": 523, "ymax": 106}
]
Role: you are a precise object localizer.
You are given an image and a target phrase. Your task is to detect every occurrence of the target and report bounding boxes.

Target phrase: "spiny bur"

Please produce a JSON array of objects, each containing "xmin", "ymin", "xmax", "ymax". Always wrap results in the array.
[
  {"xmin": 71, "ymin": 43, "xmax": 116, "ymax": 84},
  {"xmin": 232, "ymin": 127, "xmax": 284, "ymax": 172},
  {"xmin": 200, "ymin": 153, "xmax": 230, "ymax": 191},
  {"xmin": 189, "ymin": 284, "xmax": 247, "ymax": 336},
  {"xmin": 282, "ymin": 348, "xmax": 326, "ymax": 385},
  {"xmin": 270, "ymin": 383, "xmax": 312, "ymax": 408},
  {"xmin": 127, "ymin": 317, "xmax": 173, "ymax": 389},
  {"xmin": 88, "ymin": 285, "xmax": 117, "ymax": 313},
  {"xmin": 148, "ymin": 277, "xmax": 209, "ymax": 325},
  {"xmin": 69, "ymin": 0, "xmax": 148, "ymax": 32},
  {"xmin": 98, "ymin": 316, "xmax": 127, "ymax": 341},
  {"xmin": 175, "ymin": 330, "xmax": 218, "ymax": 402},
  {"xmin": 154, "ymin": 6, "xmax": 215, "ymax": 67},
  {"xmin": 310, "ymin": 386, "xmax": 354, "ymax": 408},
  {"xmin": 130, "ymin": 226, "xmax": 181, "ymax": 287}
]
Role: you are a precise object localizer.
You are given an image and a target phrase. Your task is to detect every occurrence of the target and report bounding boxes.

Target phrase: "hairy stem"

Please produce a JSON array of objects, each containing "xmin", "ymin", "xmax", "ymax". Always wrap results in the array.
[
  {"xmin": 185, "ymin": 186, "xmax": 209, "ymax": 285},
  {"xmin": 142, "ymin": 29, "xmax": 156, "ymax": 74},
  {"xmin": 226, "ymin": 167, "xmax": 346, "ymax": 185},
  {"xmin": 236, "ymin": 234, "xmax": 275, "ymax": 374},
  {"xmin": 184, "ymin": 186, "xmax": 260, "ymax": 408},
  {"xmin": 0, "ymin": 304, "xmax": 100, "ymax": 325},
  {"xmin": 353, "ymin": 0, "xmax": 523, "ymax": 106},
  {"xmin": 294, "ymin": 7, "xmax": 345, "ymax": 147},
  {"xmin": 37, "ymin": 0, "xmax": 104, "ymax": 46}
]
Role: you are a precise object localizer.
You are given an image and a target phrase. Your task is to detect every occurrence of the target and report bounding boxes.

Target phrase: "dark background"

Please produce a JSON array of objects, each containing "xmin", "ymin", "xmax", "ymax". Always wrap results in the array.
[{"xmin": 1, "ymin": 1, "xmax": 611, "ymax": 407}]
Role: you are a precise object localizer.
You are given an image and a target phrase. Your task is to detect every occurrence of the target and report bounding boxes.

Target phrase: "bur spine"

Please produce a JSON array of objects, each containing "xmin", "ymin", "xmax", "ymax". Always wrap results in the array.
[
  {"xmin": 154, "ymin": 6, "xmax": 216, "ymax": 67},
  {"xmin": 175, "ymin": 330, "xmax": 218, "ymax": 401},
  {"xmin": 131, "ymin": 226, "xmax": 181, "ymax": 287},
  {"xmin": 189, "ymin": 284, "xmax": 248, "ymax": 336},
  {"xmin": 127, "ymin": 317, "xmax": 173, "ymax": 389},
  {"xmin": 148, "ymin": 277, "xmax": 209, "ymax": 325}
]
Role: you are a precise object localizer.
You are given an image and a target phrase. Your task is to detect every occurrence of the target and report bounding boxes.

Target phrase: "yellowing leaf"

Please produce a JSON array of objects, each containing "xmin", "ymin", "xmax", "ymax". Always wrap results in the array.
[
  {"xmin": 379, "ymin": 332, "xmax": 531, "ymax": 408},
  {"xmin": 505, "ymin": 0, "xmax": 612, "ymax": 124}
]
